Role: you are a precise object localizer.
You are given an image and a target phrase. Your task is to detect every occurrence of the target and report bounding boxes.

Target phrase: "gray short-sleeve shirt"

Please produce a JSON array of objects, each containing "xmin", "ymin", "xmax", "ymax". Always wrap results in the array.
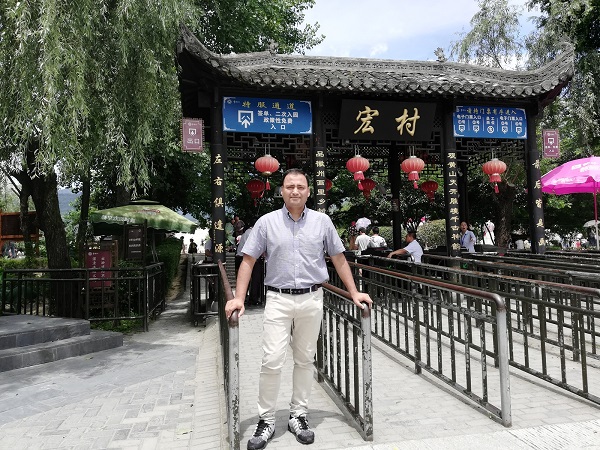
[{"xmin": 241, "ymin": 206, "xmax": 345, "ymax": 289}]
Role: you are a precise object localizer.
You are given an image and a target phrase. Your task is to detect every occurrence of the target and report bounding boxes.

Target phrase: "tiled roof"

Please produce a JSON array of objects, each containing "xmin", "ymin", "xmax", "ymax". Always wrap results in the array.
[{"xmin": 178, "ymin": 25, "xmax": 574, "ymax": 101}]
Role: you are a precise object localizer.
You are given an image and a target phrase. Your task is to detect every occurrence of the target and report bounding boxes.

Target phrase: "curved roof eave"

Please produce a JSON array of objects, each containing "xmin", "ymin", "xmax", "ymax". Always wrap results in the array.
[{"xmin": 178, "ymin": 24, "xmax": 574, "ymax": 102}]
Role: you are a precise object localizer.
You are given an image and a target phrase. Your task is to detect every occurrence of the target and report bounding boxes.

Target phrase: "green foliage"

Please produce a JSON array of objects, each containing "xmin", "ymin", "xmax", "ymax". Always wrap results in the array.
[
  {"xmin": 91, "ymin": 318, "xmax": 144, "ymax": 334},
  {"xmin": 197, "ymin": 0, "xmax": 323, "ymax": 54},
  {"xmin": 155, "ymin": 236, "xmax": 185, "ymax": 287},
  {"xmin": 378, "ymin": 226, "xmax": 393, "ymax": 247},
  {"xmin": 416, "ymin": 220, "xmax": 447, "ymax": 249}
]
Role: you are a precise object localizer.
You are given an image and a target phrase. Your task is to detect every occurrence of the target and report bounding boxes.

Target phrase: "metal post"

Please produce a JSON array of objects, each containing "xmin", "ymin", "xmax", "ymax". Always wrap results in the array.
[
  {"xmin": 495, "ymin": 307, "xmax": 512, "ymax": 427},
  {"xmin": 361, "ymin": 305, "xmax": 373, "ymax": 440},
  {"xmin": 228, "ymin": 311, "xmax": 240, "ymax": 450}
]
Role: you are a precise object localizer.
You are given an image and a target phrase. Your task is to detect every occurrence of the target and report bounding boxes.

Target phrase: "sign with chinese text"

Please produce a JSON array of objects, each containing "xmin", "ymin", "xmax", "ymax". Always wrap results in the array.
[
  {"xmin": 339, "ymin": 100, "xmax": 436, "ymax": 141},
  {"xmin": 223, "ymin": 97, "xmax": 312, "ymax": 134},
  {"xmin": 86, "ymin": 249, "xmax": 112, "ymax": 289},
  {"xmin": 453, "ymin": 106, "xmax": 527, "ymax": 139},
  {"xmin": 182, "ymin": 118, "xmax": 204, "ymax": 152},
  {"xmin": 542, "ymin": 129, "xmax": 560, "ymax": 158},
  {"xmin": 125, "ymin": 225, "xmax": 145, "ymax": 261}
]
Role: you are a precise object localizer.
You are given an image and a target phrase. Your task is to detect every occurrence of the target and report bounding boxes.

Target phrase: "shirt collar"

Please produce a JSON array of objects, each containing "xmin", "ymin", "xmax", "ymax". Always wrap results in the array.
[{"xmin": 283, "ymin": 205, "xmax": 307, "ymax": 222}]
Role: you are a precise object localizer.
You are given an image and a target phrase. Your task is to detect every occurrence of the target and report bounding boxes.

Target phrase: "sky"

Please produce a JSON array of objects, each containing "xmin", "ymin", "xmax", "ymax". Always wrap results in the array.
[{"xmin": 302, "ymin": 0, "xmax": 539, "ymax": 61}]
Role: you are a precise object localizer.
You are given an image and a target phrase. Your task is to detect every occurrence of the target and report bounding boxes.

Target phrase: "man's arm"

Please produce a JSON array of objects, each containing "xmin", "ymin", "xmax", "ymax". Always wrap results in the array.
[
  {"xmin": 225, "ymin": 254, "xmax": 256, "ymax": 319},
  {"xmin": 387, "ymin": 248, "xmax": 407, "ymax": 258},
  {"xmin": 329, "ymin": 253, "xmax": 373, "ymax": 310}
]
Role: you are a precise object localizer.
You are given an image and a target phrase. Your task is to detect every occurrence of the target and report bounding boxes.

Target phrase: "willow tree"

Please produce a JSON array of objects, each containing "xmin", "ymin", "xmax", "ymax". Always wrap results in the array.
[{"xmin": 0, "ymin": 1, "xmax": 322, "ymax": 269}]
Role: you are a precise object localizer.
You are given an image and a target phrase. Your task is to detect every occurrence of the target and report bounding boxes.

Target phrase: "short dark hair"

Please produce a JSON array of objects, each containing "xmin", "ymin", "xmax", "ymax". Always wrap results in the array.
[
  {"xmin": 282, "ymin": 168, "xmax": 310, "ymax": 185},
  {"xmin": 359, "ymin": 227, "xmax": 366, "ymax": 233},
  {"xmin": 372, "ymin": 226, "xmax": 380, "ymax": 234},
  {"xmin": 407, "ymin": 231, "xmax": 417, "ymax": 240}
]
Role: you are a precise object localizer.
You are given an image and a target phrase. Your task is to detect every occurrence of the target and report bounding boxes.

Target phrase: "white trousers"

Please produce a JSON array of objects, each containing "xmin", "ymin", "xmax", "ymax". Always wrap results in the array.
[{"xmin": 257, "ymin": 288, "xmax": 323, "ymax": 423}]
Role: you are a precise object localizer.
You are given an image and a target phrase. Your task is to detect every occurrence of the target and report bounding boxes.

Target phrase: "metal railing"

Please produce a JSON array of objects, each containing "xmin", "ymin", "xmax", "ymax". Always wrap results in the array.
[
  {"xmin": 1, "ymin": 264, "xmax": 165, "ymax": 330},
  {"xmin": 423, "ymin": 253, "xmax": 600, "ymax": 290},
  {"xmin": 317, "ymin": 283, "xmax": 373, "ymax": 440},
  {"xmin": 190, "ymin": 262, "xmax": 220, "ymax": 326},
  {"xmin": 329, "ymin": 258, "xmax": 512, "ymax": 427},
  {"xmin": 368, "ymin": 255, "xmax": 600, "ymax": 408},
  {"xmin": 217, "ymin": 260, "xmax": 240, "ymax": 450}
]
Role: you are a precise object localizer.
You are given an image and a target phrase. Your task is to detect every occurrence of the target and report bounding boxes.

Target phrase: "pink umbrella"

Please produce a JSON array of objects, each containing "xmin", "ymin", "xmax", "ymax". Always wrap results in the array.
[{"xmin": 541, "ymin": 156, "xmax": 600, "ymax": 250}]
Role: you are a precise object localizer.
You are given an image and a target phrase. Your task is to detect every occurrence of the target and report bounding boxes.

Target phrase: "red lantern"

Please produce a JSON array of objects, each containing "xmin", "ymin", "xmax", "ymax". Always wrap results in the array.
[
  {"xmin": 482, "ymin": 158, "xmax": 507, "ymax": 193},
  {"xmin": 361, "ymin": 178, "xmax": 377, "ymax": 199},
  {"xmin": 246, "ymin": 179, "xmax": 265, "ymax": 206},
  {"xmin": 255, "ymin": 154, "xmax": 280, "ymax": 190},
  {"xmin": 420, "ymin": 180, "xmax": 439, "ymax": 202},
  {"xmin": 325, "ymin": 179, "xmax": 333, "ymax": 192},
  {"xmin": 401, "ymin": 155, "xmax": 425, "ymax": 188},
  {"xmin": 346, "ymin": 155, "xmax": 370, "ymax": 189}
]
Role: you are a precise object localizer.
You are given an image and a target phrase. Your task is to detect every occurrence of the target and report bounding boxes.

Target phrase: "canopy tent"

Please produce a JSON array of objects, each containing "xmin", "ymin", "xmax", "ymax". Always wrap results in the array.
[
  {"xmin": 90, "ymin": 201, "xmax": 198, "ymax": 235},
  {"xmin": 541, "ymin": 156, "xmax": 600, "ymax": 250}
]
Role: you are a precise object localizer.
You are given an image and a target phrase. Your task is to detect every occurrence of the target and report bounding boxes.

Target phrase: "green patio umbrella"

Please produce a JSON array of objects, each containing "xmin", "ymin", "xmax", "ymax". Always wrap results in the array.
[{"xmin": 90, "ymin": 201, "xmax": 198, "ymax": 235}]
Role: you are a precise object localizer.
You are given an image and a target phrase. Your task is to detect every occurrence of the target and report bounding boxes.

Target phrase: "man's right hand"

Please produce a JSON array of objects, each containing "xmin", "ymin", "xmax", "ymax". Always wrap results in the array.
[{"xmin": 225, "ymin": 297, "xmax": 245, "ymax": 319}]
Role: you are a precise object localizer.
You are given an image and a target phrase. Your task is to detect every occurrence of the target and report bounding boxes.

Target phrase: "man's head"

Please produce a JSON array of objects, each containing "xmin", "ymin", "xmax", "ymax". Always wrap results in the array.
[
  {"xmin": 359, "ymin": 227, "xmax": 366, "ymax": 234},
  {"xmin": 406, "ymin": 231, "xmax": 417, "ymax": 242},
  {"xmin": 372, "ymin": 226, "xmax": 380, "ymax": 235},
  {"xmin": 281, "ymin": 168, "xmax": 310, "ymax": 211},
  {"xmin": 460, "ymin": 222, "xmax": 468, "ymax": 232}
]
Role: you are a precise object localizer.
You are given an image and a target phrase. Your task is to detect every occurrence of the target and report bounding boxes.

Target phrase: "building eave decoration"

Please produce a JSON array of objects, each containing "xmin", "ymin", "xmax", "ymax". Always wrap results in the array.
[{"xmin": 178, "ymin": 24, "xmax": 574, "ymax": 101}]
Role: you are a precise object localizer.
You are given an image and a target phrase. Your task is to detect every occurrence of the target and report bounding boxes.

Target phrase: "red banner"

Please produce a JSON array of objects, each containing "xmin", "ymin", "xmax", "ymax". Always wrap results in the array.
[
  {"xmin": 182, "ymin": 118, "xmax": 204, "ymax": 152},
  {"xmin": 543, "ymin": 129, "xmax": 560, "ymax": 158}
]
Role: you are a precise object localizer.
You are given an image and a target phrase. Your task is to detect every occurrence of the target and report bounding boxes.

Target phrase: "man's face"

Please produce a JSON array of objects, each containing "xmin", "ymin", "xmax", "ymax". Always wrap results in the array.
[
  {"xmin": 282, "ymin": 173, "xmax": 309, "ymax": 209},
  {"xmin": 460, "ymin": 222, "xmax": 468, "ymax": 232}
]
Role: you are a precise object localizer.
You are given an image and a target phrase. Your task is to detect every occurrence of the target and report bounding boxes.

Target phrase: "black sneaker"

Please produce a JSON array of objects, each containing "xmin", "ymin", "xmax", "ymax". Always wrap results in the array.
[
  {"xmin": 287, "ymin": 415, "xmax": 314, "ymax": 445},
  {"xmin": 247, "ymin": 419, "xmax": 275, "ymax": 450}
]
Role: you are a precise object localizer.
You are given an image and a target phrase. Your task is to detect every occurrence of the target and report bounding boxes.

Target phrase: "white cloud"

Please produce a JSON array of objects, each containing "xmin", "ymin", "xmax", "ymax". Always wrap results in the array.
[{"xmin": 302, "ymin": 0, "xmax": 538, "ymax": 61}]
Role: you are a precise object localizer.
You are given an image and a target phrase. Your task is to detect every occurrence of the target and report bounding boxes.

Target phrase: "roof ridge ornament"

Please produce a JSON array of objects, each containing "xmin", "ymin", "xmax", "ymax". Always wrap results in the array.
[{"xmin": 434, "ymin": 47, "xmax": 447, "ymax": 63}]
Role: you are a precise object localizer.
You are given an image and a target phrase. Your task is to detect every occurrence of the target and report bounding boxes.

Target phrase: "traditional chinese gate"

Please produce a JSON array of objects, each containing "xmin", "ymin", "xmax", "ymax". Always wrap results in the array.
[{"xmin": 177, "ymin": 26, "xmax": 574, "ymax": 262}]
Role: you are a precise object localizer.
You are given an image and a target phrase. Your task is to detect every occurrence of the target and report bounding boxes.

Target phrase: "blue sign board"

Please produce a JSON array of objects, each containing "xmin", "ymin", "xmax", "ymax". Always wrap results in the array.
[
  {"xmin": 223, "ymin": 97, "xmax": 312, "ymax": 135},
  {"xmin": 453, "ymin": 106, "xmax": 527, "ymax": 139}
]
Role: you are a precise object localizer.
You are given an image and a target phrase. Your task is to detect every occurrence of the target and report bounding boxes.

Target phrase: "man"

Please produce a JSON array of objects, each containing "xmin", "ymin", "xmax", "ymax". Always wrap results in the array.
[
  {"xmin": 387, "ymin": 231, "xmax": 423, "ymax": 263},
  {"xmin": 233, "ymin": 215, "xmax": 245, "ymax": 238},
  {"xmin": 368, "ymin": 226, "xmax": 387, "ymax": 248},
  {"xmin": 354, "ymin": 227, "xmax": 371, "ymax": 253},
  {"xmin": 187, "ymin": 238, "xmax": 198, "ymax": 254},
  {"xmin": 225, "ymin": 168, "xmax": 372, "ymax": 450},
  {"xmin": 459, "ymin": 222, "xmax": 476, "ymax": 253}
]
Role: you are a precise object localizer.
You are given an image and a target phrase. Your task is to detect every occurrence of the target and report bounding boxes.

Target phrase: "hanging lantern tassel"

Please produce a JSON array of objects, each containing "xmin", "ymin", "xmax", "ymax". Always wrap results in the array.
[
  {"xmin": 265, "ymin": 179, "xmax": 271, "ymax": 191},
  {"xmin": 358, "ymin": 180, "xmax": 364, "ymax": 190}
]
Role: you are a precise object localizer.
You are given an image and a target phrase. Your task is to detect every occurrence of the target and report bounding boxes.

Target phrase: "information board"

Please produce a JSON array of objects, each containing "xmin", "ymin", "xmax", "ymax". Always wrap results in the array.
[
  {"xmin": 223, "ymin": 97, "xmax": 312, "ymax": 135},
  {"xmin": 453, "ymin": 106, "xmax": 527, "ymax": 139},
  {"xmin": 125, "ymin": 225, "xmax": 145, "ymax": 261}
]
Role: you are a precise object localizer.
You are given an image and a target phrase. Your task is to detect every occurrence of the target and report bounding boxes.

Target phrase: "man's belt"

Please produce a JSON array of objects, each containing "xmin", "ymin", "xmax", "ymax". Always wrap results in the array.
[{"xmin": 266, "ymin": 284, "xmax": 322, "ymax": 295}]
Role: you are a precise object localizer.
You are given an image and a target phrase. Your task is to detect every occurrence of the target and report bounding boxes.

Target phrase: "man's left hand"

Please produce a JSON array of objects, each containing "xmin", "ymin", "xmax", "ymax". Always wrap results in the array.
[{"xmin": 351, "ymin": 292, "xmax": 373, "ymax": 310}]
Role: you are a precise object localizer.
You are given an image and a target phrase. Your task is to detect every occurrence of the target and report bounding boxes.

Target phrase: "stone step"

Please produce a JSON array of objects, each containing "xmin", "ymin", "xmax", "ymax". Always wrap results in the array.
[
  {"xmin": 0, "ymin": 330, "xmax": 123, "ymax": 372},
  {"xmin": 0, "ymin": 315, "xmax": 91, "ymax": 350}
]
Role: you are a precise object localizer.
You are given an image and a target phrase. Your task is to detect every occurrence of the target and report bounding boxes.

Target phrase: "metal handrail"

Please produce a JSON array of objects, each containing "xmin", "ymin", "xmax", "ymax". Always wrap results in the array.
[
  {"xmin": 217, "ymin": 260, "xmax": 240, "ymax": 450},
  {"xmin": 334, "ymin": 258, "xmax": 512, "ymax": 427},
  {"xmin": 318, "ymin": 282, "xmax": 373, "ymax": 440}
]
